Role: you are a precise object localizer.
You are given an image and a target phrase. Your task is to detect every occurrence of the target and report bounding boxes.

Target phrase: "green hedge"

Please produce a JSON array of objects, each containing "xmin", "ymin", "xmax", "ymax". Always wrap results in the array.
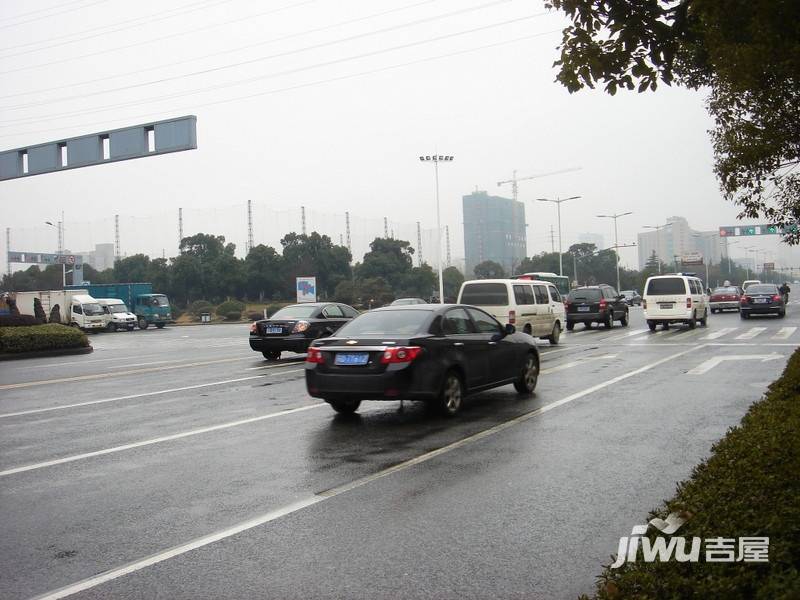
[
  {"xmin": 187, "ymin": 300, "xmax": 214, "ymax": 316},
  {"xmin": 0, "ymin": 324, "xmax": 90, "ymax": 354},
  {"xmin": 216, "ymin": 299, "xmax": 245, "ymax": 317},
  {"xmin": 582, "ymin": 348, "xmax": 800, "ymax": 599}
]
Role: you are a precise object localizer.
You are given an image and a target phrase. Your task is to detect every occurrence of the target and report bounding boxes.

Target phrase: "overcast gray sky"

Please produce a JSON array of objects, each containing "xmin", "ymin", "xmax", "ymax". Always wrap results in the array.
[{"xmin": 1, "ymin": 0, "xmax": 795, "ymax": 271}]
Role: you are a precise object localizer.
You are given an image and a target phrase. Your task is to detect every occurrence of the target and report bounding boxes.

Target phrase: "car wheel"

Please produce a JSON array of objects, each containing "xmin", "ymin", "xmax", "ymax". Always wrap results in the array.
[
  {"xmin": 106, "ymin": 322, "xmax": 117, "ymax": 332},
  {"xmin": 156, "ymin": 323, "xmax": 165, "ymax": 329},
  {"xmin": 327, "ymin": 399, "xmax": 361, "ymax": 415},
  {"xmin": 699, "ymin": 309, "xmax": 708, "ymax": 327},
  {"xmin": 523, "ymin": 323, "xmax": 533, "ymax": 336},
  {"xmin": 688, "ymin": 313, "xmax": 697, "ymax": 329},
  {"xmin": 741, "ymin": 311, "xmax": 749, "ymax": 320},
  {"xmin": 710, "ymin": 308, "xmax": 716, "ymax": 314},
  {"xmin": 663, "ymin": 322, "xmax": 670, "ymax": 330},
  {"xmin": 262, "ymin": 351, "xmax": 281, "ymax": 361},
  {"xmin": 566, "ymin": 321, "xmax": 574, "ymax": 331},
  {"xmin": 584, "ymin": 322, "xmax": 592, "ymax": 329},
  {"xmin": 547, "ymin": 322, "xmax": 561, "ymax": 345},
  {"xmin": 619, "ymin": 311, "xmax": 628, "ymax": 327},
  {"xmin": 138, "ymin": 317, "xmax": 148, "ymax": 330},
  {"xmin": 779, "ymin": 310, "xmax": 786, "ymax": 318},
  {"xmin": 513, "ymin": 352, "xmax": 539, "ymax": 394},
  {"xmin": 603, "ymin": 313, "xmax": 613, "ymax": 329},
  {"xmin": 437, "ymin": 371, "xmax": 464, "ymax": 416},
  {"xmin": 647, "ymin": 320, "xmax": 657, "ymax": 331}
]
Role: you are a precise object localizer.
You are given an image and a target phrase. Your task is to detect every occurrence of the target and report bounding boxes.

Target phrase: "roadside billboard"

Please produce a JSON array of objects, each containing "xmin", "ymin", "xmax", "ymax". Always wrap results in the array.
[
  {"xmin": 681, "ymin": 253, "xmax": 704, "ymax": 266},
  {"xmin": 296, "ymin": 277, "xmax": 317, "ymax": 303}
]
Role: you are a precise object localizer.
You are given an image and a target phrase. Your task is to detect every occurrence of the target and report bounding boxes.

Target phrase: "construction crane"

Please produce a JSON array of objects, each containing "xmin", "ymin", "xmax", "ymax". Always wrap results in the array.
[{"xmin": 497, "ymin": 167, "xmax": 582, "ymax": 202}]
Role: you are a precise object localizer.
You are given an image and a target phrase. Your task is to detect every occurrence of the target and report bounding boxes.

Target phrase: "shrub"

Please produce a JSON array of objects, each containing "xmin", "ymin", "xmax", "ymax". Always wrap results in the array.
[
  {"xmin": 216, "ymin": 299, "xmax": 245, "ymax": 316},
  {"xmin": 0, "ymin": 324, "xmax": 89, "ymax": 353},
  {"xmin": 248, "ymin": 311, "xmax": 263, "ymax": 321},
  {"xmin": 0, "ymin": 314, "xmax": 40, "ymax": 327},
  {"xmin": 187, "ymin": 300, "xmax": 214, "ymax": 316},
  {"xmin": 223, "ymin": 311, "xmax": 242, "ymax": 321},
  {"xmin": 582, "ymin": 348, "xmax": 800, "ymax": 599}
]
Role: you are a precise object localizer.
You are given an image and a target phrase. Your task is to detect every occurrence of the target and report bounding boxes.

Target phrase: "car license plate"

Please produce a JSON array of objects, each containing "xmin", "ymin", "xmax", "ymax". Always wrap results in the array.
[
  {"xmin": 659, "ymin": 303, "xmax": 674, "ymax": 309},
  {"xmin": 754, "ymin": 298, "xmax": 768, "ymax": 303},
  {"xmin": 577, "ymin": 306, "xmax": 590, "ymax": 312},
  {"xmin": 335, "ymin": 352, "xmax": 369, "ymax": 366},
  {"xmin": 264, "ymin": 327, "xmax": 283, "ymax": 334}
]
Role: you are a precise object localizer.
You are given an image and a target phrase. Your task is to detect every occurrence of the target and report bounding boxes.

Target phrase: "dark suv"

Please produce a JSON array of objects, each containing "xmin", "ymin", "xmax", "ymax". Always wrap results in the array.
[{"xmin": 566, "ymin": 285, "xmax": 629, "ymax": 330}]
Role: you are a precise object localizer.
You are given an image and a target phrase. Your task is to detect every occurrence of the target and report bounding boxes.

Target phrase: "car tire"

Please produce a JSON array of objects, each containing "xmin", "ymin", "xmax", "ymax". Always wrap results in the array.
[
  {"xmin": 710, "ymin": 308, "xmax": 717, "ymax": 314},
  {"xmin": 619, "ymin": 311, "xmax": 629, "ymax": 327},
  {"xmin": 603, "ymin": 313, "xmax": 613, "ymax": 329},
  {"xmin": 437, "ymin": 371, "xmax": 464, "ymax": 416},
  {"xmin": 699, "ymin": 309, "xmax": 708, "ymax": 327},
  {"xmin": 513, "ymin": 352, "xmax": 539, "ymax": 394},
  {"xmin": 106, "ymin": 322, "xmax": 117, "ymax": 332},
  {"xmin": 741, "ymin": 311, "xmax": 749, "ymax": 320},
  {"xmin": 585, "ymin": 322, "xmax": 592, "ymax": 329},
  {"xmin": 523, "ymin": 324, "xmax": 533, "ymax": 336},
  {"xmin": 138, "ymin": 318, "xmax": 148, "ymax": 330},
  {"xmin": 327, "ymin": 399, "xmax": 361, "ymax": 415},
  {"xmin": 262, "ymin": 351, "xmax": 281, "ymax": 361},
  {"xmin": 779, "ymin": 310, "xmax": 786, "ymax": 318},
  {"xmin": 566, "ymin": 321, "xmax": 574, "ymax": 331},
  {"xmin": 688, "ymin": 313, "xmax": 697, "ymax": 329},
  {"xmin": 547, "ymin": 322, "xmax": 561, "ymax": 345},
  {"xmin": 663, "ymin": 322, "xmax": 670, "ymax": 330},
  {"xmin": 647, "ymin": 320, "xmax": 657, "ymax": 332},
  {"xmin": 156, "ymin": 323, "xmax": 165, "ymax": 329}
]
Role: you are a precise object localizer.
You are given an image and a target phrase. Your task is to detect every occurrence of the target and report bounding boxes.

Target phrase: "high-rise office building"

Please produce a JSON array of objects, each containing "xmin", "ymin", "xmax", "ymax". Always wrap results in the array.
[
  {"xmin": 463, "ymin": 191, "xmax": 526, "ymax": 277},
  {"xmin": 637, "ymin": 216, "xmax": 723, "ymax": 269}
]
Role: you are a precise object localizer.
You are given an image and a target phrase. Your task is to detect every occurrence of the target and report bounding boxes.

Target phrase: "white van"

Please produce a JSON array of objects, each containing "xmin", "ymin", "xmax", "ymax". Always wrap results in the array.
[
  {"xmin": 457, "ymin": 279, "xmax": 566, "ymax": 344},
  {"xmin": 643, "ymin": 274, "xmax": 709, "ymax": 331},
  {"xmin": 742, "ymin": 280, "xmax": 761, "ymax": 291},
  {"xmin": 96, "ymin": 298, "xmax": 137, "ymax": 331}
]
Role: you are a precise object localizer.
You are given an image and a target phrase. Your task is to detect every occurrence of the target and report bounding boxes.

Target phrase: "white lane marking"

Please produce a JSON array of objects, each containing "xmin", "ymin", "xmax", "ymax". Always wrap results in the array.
[
  {"xmin": 0, "ymin": 383, "xmax": 312, "ymax": 478},
  {"xmin": 735, "ymin": 327, "xmax": 767, "ymax": 340},
  {"xmin": 541, "ymin": 354, "xmax": 617, "ymax": 375},
  {"xmin": 246, "ymin": 361, "xmax": 306, "ymax": 371},
  {"xmin": 0, "ymin": 364, "xmax": 304, "ymax": 419},
  {"xmin": 701, "ymin": 327, "xmax": 738, "ymax": 340},
  {"xmin": 31, "ymin": 343, "xmax": 705, "ymax": 600},
  {"xmin": 0, "ymin": 356, "xmax": 258, "ymax": 391},
  {"xmin": 687, "ymin": 353, "xmax": 783, "ymax": 375},
  {"xmin": 604, "ymin": 328, "xmax": 648, "ymax": 341},
  {"xmin": 772, "ymin": 327, "xmax": 796, "ymax": 340}
]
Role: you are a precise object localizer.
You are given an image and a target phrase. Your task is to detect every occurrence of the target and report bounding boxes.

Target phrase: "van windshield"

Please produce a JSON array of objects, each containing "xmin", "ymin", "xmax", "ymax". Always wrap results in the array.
[
  {"xmin": 83, "ymin": 303, "xmax": 104, "ymax": 316},
  {"xmin": 460, "ymin": 283, "xmax": 509, "ymax": 306},
  {"xmin": 646, "ymin": 278, "xmax": 687, "ymax": 295},
  {"xmin": 109, "ymin": 304, "xmax": 128, "ymax": 314}
]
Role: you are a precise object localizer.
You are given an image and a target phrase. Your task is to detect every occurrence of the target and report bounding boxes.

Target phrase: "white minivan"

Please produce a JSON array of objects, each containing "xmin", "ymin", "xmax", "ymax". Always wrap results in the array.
[
  {"xmin": 96, "ymin": 298, "xmax": 137, "ymax": 331},
  {"xmin": 643, "ymin": 274, "xmax": 709, "ymax": 331},
  {"xmin": 457, "ymin": 279, "xmax": 566, "ymax": 344}
]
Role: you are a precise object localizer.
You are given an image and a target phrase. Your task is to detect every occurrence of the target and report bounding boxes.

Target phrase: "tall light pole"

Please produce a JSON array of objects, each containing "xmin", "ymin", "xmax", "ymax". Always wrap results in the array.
[
  {"xmin": 45, "ymin": 220, "xmax": 65, "ymax": 287},
  {"xmin": 536, "ymin": 195, "xmax": 581, "ymax": 276},
  {"xmin": 419, "ymin": 154, "xmax": 453, "ymax": 303},
  {"xmin": 597, "ymin": 211, "xmax": 633, "ymax": 292},
  {"xmin": 643, "ymin": 222, "xmax": 673, "ymax": 274}
]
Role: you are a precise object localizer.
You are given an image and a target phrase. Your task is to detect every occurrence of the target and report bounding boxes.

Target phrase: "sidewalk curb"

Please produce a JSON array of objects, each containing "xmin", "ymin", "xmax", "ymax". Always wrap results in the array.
[{"xmin": 0, "ymin": 345, "xmax": 94, "ymax": 361}]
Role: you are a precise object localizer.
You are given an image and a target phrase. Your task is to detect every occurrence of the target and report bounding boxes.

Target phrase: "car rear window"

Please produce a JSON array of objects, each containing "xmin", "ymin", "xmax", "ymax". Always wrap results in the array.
[
  {"xmin": 712, "ymin": 287, "xmax": 739, "ymax": 294},
  {"xmin": 569, "ymin": 289, "xmax": 601, "ymax": 302},
  {"xmin": 335, "ymin": 310, "xmax": 432, "ymax": 337},
  {"xmin": 746, "ymin": 285, "xmax": 778, "ymax": 294},
  {"xmin": 460, "ymin": 283, "xmax": 509, "ymax": 306},
  {"xmin": 646, "ymin": 278, "xmax": 687, "ymax": 295},
  {"xmin": 270, "ymin": 305, "xmax": 318, "ymax": 319}
]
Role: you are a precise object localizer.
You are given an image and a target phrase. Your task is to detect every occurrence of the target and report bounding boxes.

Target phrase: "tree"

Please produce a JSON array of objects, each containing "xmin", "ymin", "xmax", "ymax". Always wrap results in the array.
[
  {"xmin": 244, "ymin": 244, "xmax": 283, "ymax": 301},
  {"xmin": 399, "ymin": 265, "xmax": 437, "ymax": 299},
  {"xmin": 546, "ymin": 0, "xmax": 800, "ymax": 242},
  {"xmin": 357, "ymin": 238, "xmax": 415, "ymax": 290},
  {"xmin": 473, "ymin": 260, "xmax": 506, "ymax": 279},
  {"xmin": 280, "ymin": 232, "xmax": 352, "ymax": 299},
  {"xmin": 442, "ymin": 266, "xmax": 465, "ymax": 301},
  {"xmin": 358, "ymin": 277, "xmax": 394, "ymax": 308}
]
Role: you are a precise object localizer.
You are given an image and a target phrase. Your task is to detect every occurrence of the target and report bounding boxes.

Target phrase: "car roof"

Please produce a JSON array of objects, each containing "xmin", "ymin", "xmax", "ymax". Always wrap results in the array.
[
  {"xmin": 463, "ymin": 278, "xmax": 552, "ymax": 285},
  {"xmin": 371, "ymin": 303, "xmax": 474, "ymax": 314},
  {"xmin": 95, "ymin": 298, "xmax": 126, "ymax": 303}
]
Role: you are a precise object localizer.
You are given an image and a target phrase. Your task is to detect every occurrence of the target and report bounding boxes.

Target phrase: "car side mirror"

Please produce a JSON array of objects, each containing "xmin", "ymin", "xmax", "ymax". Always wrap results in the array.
[{"xmin": 504, "ymin": 323, "xmax": 516, "ymax": 335}]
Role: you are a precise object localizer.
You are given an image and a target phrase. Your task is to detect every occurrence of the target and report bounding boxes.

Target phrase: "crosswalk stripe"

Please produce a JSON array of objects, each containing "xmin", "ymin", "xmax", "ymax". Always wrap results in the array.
[
  {"xmin": 736, "ymin": 327, "xmax": 767, "ymax": 340},
  {"xmin": 605, "ymin": 328, "xmax": 648, "ymax": 341},
  {"xmin": 772, "ymin": 326, "xmax": 797, "ymax": 340},
  {"xmin": 701, "ymin": 327, "xmax": 738, "ymax": 340}
]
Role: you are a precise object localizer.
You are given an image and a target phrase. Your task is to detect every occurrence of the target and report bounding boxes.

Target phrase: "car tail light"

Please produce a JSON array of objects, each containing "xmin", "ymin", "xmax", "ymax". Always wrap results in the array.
[
  {"xmin": 292, "ymin": 320, "xmax": 310, "ymax": 333},
  {"xmin": 306, "ymin": 347, "xmax": 324, "ymax": 363},
  {"xmin": 249, "ymin": 322, "xmax": 257, "ymax": 334},
  {"xmin": 773, "ymin": 294, "xmax": 781, "ymax": 302},
  {"xmin": 599, "ymin": 299, "xmax": 607, "ymax": 310},
  {"xmin": 381, "ymin": 346, "xmax": 422, "ymax": 364},
  {"xmin": 741, "ymin": 296, "xmax": 749, "ymax": 304},
  {"xmin": 565, "ymin": 300, "xmax": 572, "ymax": 308},
  {"xmin": 508, "ymin": 310, "xmax": 516, "ymax": 324},
  {"xmin": 686, "ymin": 297, "xmax": 692, "ymax": 308}
]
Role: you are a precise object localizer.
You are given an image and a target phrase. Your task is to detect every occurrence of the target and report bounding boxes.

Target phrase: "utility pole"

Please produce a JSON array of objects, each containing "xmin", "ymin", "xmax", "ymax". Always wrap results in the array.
[
  {"xmin": 300, "ymin": 205, "xmax": 306, "ymax": 236},
  {"xmin": 114, "ymin": 214, "xmax": 120, "ymax": 261},
  {"xmin": 178, "ymin": 207, "xmax": 183, "ymax": 250},
  {"xmin": 416, "ymin": 221, "xmax": 423, "ymax": 266},
  {"xmin": 539, "ymin": 196, "xmax": 582, "ymax": 276},
  {"xmin": 5, "ymin": 227, "xmax": 10, "ymax": 277},
  {"xmin": 445, "ymin": 225, "xmax": 451, "ymax": 267},
  {"xmin": 247, "ymin": 200, "xmax": 254, "ymax": 252},
  {"xmin": 345, "ymin": 211, "xmax": 352, "ymax": 258},
  {"xmin": 549, "ymin": 225, "xmax": 556, "ymax": 253},
  {"xmin": 384, "ymin": 217, "xmax": 389, "ymax": 239},
  {"xmin": 597, "ymin": 211, "xmax": 634, "ymax": 292},
  {"xmin": 419, "ymin": 154, "xmax": 454, "ymax": 304}
]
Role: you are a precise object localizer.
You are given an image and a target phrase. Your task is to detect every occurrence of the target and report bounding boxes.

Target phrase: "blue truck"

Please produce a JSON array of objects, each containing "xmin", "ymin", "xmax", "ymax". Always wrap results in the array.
[{"xmin": 65, "ymin": 282, "xmax": 172, "ymax": 329}]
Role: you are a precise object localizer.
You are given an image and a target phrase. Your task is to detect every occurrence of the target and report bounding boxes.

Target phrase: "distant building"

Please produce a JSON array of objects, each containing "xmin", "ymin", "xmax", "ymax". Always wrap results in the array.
[
  {"xmin": 577, "ymin": 232, "xmax": 604, "ymax": 250},
  {"xmin": 462, "ymin": 191, "xmax": 526, "ymax": 276},
  {"xmin": 74, "ymin": 243, "xmax": 116, "ymax": 272},
  {"xmin": 637, "ymin": 216, "xmax": 724, "ymax": 269}
]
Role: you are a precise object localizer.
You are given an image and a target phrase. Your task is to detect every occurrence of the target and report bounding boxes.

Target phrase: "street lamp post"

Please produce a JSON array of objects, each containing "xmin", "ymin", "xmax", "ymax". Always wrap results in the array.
[
  {"xmin": 597, "ymin": 211, "xmax": 633, "ymax": 293},
  {"xmin": 419, "ymin": 154, "xmax": 453, "ymax": 303},
  {"xmin": 643, "ymin": 222, "xmax": 673, "ymax": 274},
  {"xmin": 536, "ymin": 195, "xmax": 581, "ymax": 276},
  {"xmin": 44, "ymin": 219, "xmax": 65, "ymax": 287}
]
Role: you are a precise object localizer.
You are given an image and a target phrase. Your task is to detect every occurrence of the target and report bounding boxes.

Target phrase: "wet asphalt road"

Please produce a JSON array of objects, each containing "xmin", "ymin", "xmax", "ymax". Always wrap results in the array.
[{"xmin": 1, "ymin": 305, "xmax": 799, "ymax": 599}]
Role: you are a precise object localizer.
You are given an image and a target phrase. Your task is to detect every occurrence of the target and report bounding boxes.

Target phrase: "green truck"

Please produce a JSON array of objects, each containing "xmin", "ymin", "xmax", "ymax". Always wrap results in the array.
[{"xmin": 65, "ymin": 282, "xmax": 172, "ymax": 329}]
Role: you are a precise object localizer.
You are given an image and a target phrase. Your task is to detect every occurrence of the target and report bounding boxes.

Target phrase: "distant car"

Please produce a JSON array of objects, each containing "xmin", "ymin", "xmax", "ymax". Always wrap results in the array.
[
  {"xmin": 96, "ymin": 298, "xmax": 137, "ymax": 331},
  {"xmin": 249, "ymin": 302, "xmax": 359, "ymax": 360},
  {"xmin": 565, "ymin": 285, "xmax": 629, "ymax": 330},
  {"xmin": 305, "ymin": 304, "xmax": 540, "ymax": 416},
  {"xmin": 709, "ymin": 286, "xmax": 742, "ymax": 313},
  {"xmin": 742, "ymin": 280, "xmax": 761, "ymax": 291},
  {"xmin": 740, "ymin": 284, "xmax": 786, "ymax": 319},
  {"xmin": 620, "ymin": 290, "xmax": 642, "ymax": 306},
  {"xmin": 389, "ymin": 298, "xmax": 427, "ymax": 306}
]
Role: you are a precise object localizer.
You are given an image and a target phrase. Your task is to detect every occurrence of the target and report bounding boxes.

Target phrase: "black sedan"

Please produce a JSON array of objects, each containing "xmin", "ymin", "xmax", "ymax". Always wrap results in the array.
[
  {"xmin": 740, "ymin": 284, "xmax": 786, "ymax": 319},
  {"xmin": 305, "ymin": 304, "xmax": 540, "ymax": 416},
  {"xmin": 249, "ymin": 302, "xmax": 359, "ymax": 360}
]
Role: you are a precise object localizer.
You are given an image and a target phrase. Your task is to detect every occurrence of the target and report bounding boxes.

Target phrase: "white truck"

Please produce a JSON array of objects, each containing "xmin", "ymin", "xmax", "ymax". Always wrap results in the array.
[
  {"xmin": 14, "ymin": 290, "xmax": 106, "ymax": 332},
  {"xmin": 95, "ymin": 298, "xmax": 137, "ymax": 331}
]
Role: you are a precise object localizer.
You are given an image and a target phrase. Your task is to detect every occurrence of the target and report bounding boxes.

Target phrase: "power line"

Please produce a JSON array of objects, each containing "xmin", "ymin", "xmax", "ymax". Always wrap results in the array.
[
  {"xmin": 0, "ymin": 0, "xmax": 109, "ymax": 30},
  {"xmin": 0, "ymin": 0, "xmax": 510, "ymax": 112},
  {"xmin": 0, "ymin": 0, "xmax": 236, "ymax": 57},
  {"xmin": 0, "ymin": 0, "xmax": 317, "ymax": 75},
  {"xmin": 0, "ymin": 29, "xmax": 560, "ymax": 140},
  {"xmin": 0, "ymin": 12, "xmax": 548, "ymax": 127},
  {"xmin": 0, "ymin": 0, "xmax": 441, "ymax": 100}
]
